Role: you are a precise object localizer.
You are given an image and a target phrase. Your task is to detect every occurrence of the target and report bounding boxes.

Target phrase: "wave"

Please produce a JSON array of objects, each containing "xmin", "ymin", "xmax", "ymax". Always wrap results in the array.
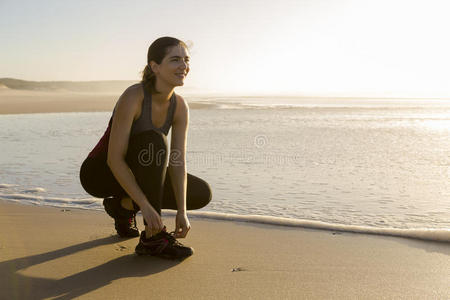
[
  {"xmin": 162, "ymin": 210, "xmax": 450, "ymax": 243},
  {"xmin": 189, "ymin": 101, "xmax": 450, "ymax": 110},
  {"xmin": 1, "ymin": 194, "xmax": 448, "ymax": 243},
  {"xmin": 190, "ymin": 97, "xmax": 450, "ymax": 110},
  {"xmin": 22, "ymin": 187, "xmax": 47, "ymax": 193},
  {"xmin": 0, "ymin": 183, "xmax": 19, "ymax": 188},
  {"xmin": 0, "ymin": 193, "xmax": 100, "ymax": 208}
]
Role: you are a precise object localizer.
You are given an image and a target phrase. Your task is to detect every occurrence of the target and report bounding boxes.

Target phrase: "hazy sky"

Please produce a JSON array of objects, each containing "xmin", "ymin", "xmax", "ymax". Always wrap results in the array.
[{"xmin": 1, "ymin": 0, "xmax": 450, "ymax": 96}]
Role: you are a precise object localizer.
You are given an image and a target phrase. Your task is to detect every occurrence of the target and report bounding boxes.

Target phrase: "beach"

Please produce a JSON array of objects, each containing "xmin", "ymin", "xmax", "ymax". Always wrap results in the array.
[
  {"xmin": 3, "ymin": 0, "xmax": 450, "ymax": 296},
  {"xmin": 1, "ymin": 201, "xmax": 449, "ymax": 299},
  {"xmin": 0, "ymin": 88, "xmax": 216, "ymax": 114},
  {"xmin": 1, "ymin": 88, "xmax": 450, "ymax": 299}
]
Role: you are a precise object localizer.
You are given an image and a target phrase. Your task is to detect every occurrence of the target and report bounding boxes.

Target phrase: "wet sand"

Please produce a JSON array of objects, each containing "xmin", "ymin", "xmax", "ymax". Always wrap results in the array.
[
  {"xmin": 1, "ymin": 201, "xmax": 449, "ymax": 299},
  {"xmin": 0, "ymin": 89, "xmax": 217, "ymax": 114}
]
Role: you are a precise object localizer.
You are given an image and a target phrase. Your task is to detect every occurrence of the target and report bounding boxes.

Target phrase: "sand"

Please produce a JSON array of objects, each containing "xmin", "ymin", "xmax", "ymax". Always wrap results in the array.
[
  {"xmin": 0, "ymin": 89, "xmax": 217, "ymax": 114},
  {"xmin": 1, "ymin": 201, "xmax": 449, "ymax": 299}
]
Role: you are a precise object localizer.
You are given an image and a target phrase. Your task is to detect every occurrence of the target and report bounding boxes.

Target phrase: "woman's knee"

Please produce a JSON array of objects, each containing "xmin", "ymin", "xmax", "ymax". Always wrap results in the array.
[
  {"xmin": 79, "ymin": 157, "xmax": 107, "ymax": 198},
  {"xmin": 187, "ymin": 174, "xmax": 212, "ymax": 210},
  {"xmin": 79, "ymin": 156, "xmax": 125, "ymax": 198}
]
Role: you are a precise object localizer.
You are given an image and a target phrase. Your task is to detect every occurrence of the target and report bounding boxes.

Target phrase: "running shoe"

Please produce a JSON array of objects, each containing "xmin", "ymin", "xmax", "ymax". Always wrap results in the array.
[
  {"xmin": 103, "ymin": 196, "xmax": 140, "ymax": 238},
  {"xmin": 135, "ymin": 227, "xmax": 194, "ymax": 259}
]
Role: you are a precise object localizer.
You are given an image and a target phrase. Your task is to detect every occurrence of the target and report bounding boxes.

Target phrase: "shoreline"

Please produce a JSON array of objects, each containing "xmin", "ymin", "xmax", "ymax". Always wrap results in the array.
[
  {"xmin": 0, "ymin": 89, "xmax": 220, "ymax": 115},
  {"xmin": 2, "ymin": 89, "xmax": 450, "ymax": 115},
  {"xmin": 1, "ymin": 197, "xmax": 449, "ymax": 244},
  {"xmin": 1, "ymin": 200, "xmax": 449, "ymax": 299}
]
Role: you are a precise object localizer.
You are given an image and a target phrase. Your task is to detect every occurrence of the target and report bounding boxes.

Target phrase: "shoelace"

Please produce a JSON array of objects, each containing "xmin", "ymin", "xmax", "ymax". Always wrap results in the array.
[
  {"xmin": 139, "ymin": 230, "xmax": 187, "ymax": 255},
  {"xmin": 128, "ymin": 215, "xmax": 138, "ymax": 229},
  {"xmin": 165, "ymin": 231, "xmax": 187, "ymax": 248},
  {"xmin": 140, "ymin": 233, "xmax": 169, "ymax": 254}
]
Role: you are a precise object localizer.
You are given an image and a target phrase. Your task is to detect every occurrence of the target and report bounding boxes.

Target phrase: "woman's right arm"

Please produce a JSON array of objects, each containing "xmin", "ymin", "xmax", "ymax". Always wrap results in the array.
[{"xmin": 106, "ymin": 86, "xmax": 163, "ymax": 232}]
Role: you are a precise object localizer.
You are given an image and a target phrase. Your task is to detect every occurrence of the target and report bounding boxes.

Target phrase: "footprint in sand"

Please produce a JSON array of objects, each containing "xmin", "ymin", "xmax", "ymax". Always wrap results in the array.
[
  {"xmin": 115, "ymin": 245, "xmax": 127, "ymax": 251},
  {"xmin": 231, "ymin": 267, "xmax": 246, "ymax": 272}
]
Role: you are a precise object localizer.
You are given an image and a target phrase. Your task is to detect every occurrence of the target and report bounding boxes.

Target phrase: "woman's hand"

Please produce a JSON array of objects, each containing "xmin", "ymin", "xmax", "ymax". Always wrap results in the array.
[
  {"xmin": 140, "ymin": 202, "xmax": 164, "ymax": 236},
  {"xmin": 174, "ymin": 211, "xmax": 191, "ymax": 238}
]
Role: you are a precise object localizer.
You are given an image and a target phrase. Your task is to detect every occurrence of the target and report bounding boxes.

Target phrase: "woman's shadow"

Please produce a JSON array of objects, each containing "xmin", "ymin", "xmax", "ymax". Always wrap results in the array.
[{"xmin": 0, "ymin": 235, "xmax": 182, "ymax": 299}]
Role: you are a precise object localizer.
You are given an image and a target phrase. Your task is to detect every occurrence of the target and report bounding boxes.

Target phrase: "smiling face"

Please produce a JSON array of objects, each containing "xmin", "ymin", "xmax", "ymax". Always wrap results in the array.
[{"xmin": 151, "ymin": 44, "xmax": 190, "ymax": 88}]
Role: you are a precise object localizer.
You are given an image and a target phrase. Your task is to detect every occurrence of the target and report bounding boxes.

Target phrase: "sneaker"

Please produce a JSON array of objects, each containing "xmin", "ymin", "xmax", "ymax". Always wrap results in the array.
[
  {"xmin": 103, "ymin": 196, "xmax": 140, "ymax": 238},
  {"xmin": 135, "ymin": 227, "xmax": 194, "ymax": 259}
]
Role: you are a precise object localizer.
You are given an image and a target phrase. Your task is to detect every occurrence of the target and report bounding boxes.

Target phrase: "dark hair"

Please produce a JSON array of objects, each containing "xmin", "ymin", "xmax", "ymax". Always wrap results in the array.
[{"xmin": 141, "ymin": 37, "xmax": 188, "ymax": 94}]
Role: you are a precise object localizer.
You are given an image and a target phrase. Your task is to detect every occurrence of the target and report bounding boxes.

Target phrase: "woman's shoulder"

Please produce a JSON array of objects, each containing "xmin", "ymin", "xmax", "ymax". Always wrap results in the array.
[
  {"xmin": 173, "ymin": 93, "xmax": 189, "ymax": 125},
  {"xmin": 174, "ymin": 93, "xmax": 188, "ymax": 111},
  {"xmin": 124, "ymin": 82, "xmax": 144, "ymax": 100},
  {"xmin": 113, "ymin": 83, "xmax": 144, "ymax": 115}
]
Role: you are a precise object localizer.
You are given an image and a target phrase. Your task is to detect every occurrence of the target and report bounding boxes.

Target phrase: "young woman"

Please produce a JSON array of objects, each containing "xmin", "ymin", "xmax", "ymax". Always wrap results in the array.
[{"xmin": 79, "ymin": 37, "xmax": 212, "ymax": 260}]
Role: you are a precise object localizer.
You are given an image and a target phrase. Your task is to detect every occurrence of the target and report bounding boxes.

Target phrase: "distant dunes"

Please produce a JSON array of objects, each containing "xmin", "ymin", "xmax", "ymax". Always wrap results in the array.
[
  {"xmin": 0, "ymin": 78, "xmax": 136, "ymax": 93},
  {"xmin": 0, "ymin": 78, "xmax": 207, "ymax": 96},
  {"xmin": 0, "ymin": 78, "xmax": 218, "ymax": 114}
]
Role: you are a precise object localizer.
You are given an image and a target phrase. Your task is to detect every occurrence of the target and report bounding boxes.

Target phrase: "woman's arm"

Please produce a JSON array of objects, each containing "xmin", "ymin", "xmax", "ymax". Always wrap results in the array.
[
  {"xmin": 168, "ymin": 95, "xmax": 190, "ymax": 237},
  {"xmin": 107, "ymin": 86, "xmax": 164, "ymax": 232}
]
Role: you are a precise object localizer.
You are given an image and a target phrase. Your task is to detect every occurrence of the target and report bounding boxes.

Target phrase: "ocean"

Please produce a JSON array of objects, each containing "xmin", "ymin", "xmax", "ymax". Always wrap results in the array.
[{"xmin": 1, "ymin": 97, "xmax": 449, "ymax": 242}]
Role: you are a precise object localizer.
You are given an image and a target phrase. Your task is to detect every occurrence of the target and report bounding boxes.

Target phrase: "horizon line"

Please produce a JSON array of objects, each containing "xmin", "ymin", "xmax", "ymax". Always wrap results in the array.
[{"xmin": 1, "ymin": 77, "xmax": 450, "ymax": 100}]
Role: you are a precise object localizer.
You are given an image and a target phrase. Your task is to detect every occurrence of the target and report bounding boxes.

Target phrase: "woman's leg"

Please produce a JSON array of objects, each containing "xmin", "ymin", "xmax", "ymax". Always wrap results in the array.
[
  {"xmin": 79, "ymin": 154, "xmax": 139, "ymax": 237},
  {"xmin": 124, "ymin": 130, "xmax": 212, "ymax": 212},
  {"xmin": 161, "ymin": 172, "xmax": 212, "ymax": 210},
  {"xmin": 79, "ymin": 155, "xmax": 128, "ymax": 199},
  {"xmin": 124, "ymin": 130, "xmax": 169, "ymax": 215},
  {"xmin": 80, "ymin": 130, "xmax": 170, "ymax": 217},
  {"xmin": 79, "ymin": 129, "xmax": 168, "ymax": 236},
  {"xmin": 81, "ymin": 129, "xmax": 211, "ymax": 235},
  {"xmin": 80, "ymin": 130, "xmax": 168, "ymax": 236}
]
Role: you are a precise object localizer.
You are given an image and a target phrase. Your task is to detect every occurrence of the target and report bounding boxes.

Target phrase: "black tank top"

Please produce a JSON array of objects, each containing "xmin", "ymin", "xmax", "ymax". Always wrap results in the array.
[{"xmin": 87, "ymin": 83, "xmax": 177, "ymax": 158}]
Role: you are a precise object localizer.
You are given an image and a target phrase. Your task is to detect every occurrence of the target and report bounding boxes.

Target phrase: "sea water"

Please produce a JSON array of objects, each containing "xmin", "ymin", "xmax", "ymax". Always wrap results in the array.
[{"xmin": 0, "ymin": 97, "xmax": 449, "ymax": 242}]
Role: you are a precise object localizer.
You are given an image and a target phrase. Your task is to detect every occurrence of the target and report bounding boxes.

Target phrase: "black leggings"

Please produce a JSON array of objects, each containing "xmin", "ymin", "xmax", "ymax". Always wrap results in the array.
[{"xmin": 79, "ymin": 130, "xmax": 211, "ymax": 214}]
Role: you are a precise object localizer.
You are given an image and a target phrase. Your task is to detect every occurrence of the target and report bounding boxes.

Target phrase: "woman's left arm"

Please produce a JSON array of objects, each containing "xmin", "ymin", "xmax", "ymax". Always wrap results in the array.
[{"xmin": 168, "ymin": 95, "xmax": 190, "ymax": 238}]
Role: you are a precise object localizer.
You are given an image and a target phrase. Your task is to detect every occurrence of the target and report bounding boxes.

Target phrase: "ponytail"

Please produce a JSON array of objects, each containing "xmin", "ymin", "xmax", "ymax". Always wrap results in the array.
[{"xmin": 141, "ymin": 64, "xmax": 159, "ymax": 94}]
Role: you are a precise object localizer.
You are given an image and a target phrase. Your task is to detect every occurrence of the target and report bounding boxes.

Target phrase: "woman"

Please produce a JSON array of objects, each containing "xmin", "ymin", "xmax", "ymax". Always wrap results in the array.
[{"xmin": 79, "ymin": 37, "xmax": 212, "ymax": 260}]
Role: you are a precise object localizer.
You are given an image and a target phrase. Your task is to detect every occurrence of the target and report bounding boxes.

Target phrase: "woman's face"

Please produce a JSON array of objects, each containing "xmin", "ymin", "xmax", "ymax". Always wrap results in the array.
[{"xmin": 153, "ymin": 45, "xmax": 190, "ymax": 87}]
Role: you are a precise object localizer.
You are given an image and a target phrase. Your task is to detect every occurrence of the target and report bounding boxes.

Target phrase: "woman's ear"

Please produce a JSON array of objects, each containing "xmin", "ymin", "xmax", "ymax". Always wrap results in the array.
[{"xmin": 149, "ymin": 61, "xmax": 159, "ymax": 75}]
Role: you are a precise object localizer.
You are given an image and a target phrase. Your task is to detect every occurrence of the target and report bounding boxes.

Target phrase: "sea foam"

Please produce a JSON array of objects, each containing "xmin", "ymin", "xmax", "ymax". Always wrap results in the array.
[
  {"xmin": 163, "ymin": 210, "xmax": 450, "ymax": 243},
  {"xmin": 1, "ymin": 194, "xmax": 448, "ymax": 243}
]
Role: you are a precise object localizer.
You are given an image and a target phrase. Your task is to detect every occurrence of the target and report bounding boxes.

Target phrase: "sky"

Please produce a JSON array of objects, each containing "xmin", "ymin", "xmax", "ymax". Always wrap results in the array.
[{"xmin": 1, "ymin": 0, "xmax": 450, "ymax": 97}]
